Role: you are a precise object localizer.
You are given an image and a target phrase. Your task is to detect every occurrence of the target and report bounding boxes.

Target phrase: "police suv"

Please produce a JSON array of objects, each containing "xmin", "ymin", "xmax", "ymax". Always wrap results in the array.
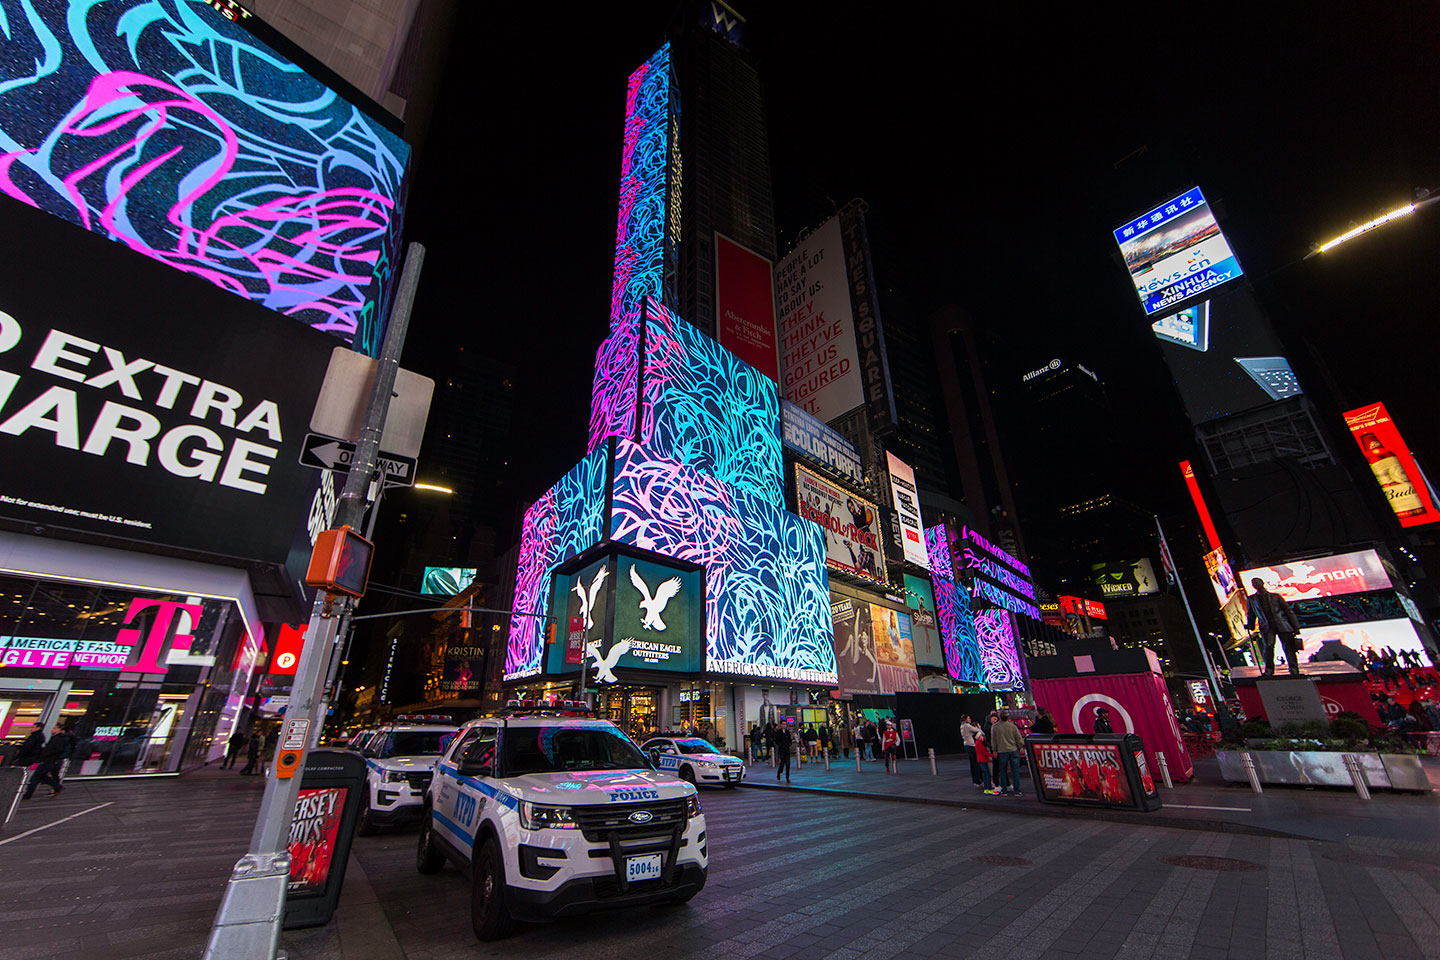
[
  {"xmin": 641, "ymin": 736, "xmax": 746, "ymax": 787},
  {"xmin": 417, "ymin": 701, "xmax": 707, "ymax": 940},
  {"xmin": 356, "ymin": 715, "xmax": 458, "ymax": 835}
]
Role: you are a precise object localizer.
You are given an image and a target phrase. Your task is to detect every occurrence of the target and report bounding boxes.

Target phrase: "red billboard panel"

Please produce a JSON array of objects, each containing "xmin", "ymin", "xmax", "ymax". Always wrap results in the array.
[
  {"xmin": 1031, "ymin": 673, "xmax": 1194, "ymax": 782},
  {"xmin": 1059, "ymin": 596, "xmax": 1107, "ymax": 620},
  {"xmin": 269, "ymin": 623, "xmax": 306, "ymax": 676},
  {"xmin": 714, "ymin": 232, "xmax": 779, "ymax": 382},
  {"xmin": 1180, "ymin": 460, "xmax": 1221, "ymax": 549},
  {"xmin": 1343, "ymin": 402, "xmax": 1440, "ymax": 528},
  {"xmin": 1239, "ymin": 549, "xmax": 1391, "ymax": 602}
]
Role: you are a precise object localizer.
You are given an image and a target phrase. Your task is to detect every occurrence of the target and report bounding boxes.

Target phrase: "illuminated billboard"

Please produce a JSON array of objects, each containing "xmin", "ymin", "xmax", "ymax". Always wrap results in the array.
[
  {"xmin": 1091, "ymin": 559, "xmax": 1160, "ymax": 599},
  {"xmin": 951, "ymin": 525, "xmax": 1039, "ymax": 620},
  {"xmin": 1297, "ymin": 617, "xmax": 1429, "ymax": 664},
  {"xmin": 776, "ymin": 216, "xmax": 863, "ymax": 422},
  {"xmin": 973, "ymin": 608, "xmax": 1024, "ymax": 690},
  {"xmin": 1203, "ymin": 548, "xmax": 1239, "ymax": 607},
  {"xmin": 421, "ymin": 568, "xmax": 478, "ymax": 596},
  {"xmin": 795, "ymin": 465, "xmax": 887, "ymax": 586},
  {"xmin": 780, "ymin": 400, "xmax": 863, "ymax": 483},
  {"xmin": 886, "ymin": 452, "xmax": 929, "ymax": 569},
  {"xmin": 830, "ymin": 598, "xmax": 919, "ymax": 697},
  {"xmin": 903, "ymin": 574, "xmax": 945, "ymax": 668},
  {"xmin": 1239, "ymin": 550, "xmax": 1392, "ymax": 603},
  {"xmin": 0, "ymin": 0, "xmax": 410, "ymax": 352},
  {"xmin": 714, "ymin": 233, "xmax": 779, "ymax": 381},
  {"xmin": 1114, "ymin": 187, "xmax": 1243, "ymax": 316},
  {"xmin": 1152, "ymin": 287, "xmax": 1301, "ymax": 424},
  {"xmin": 1343, "ymin": 402, "xmax": 1440, "ymax": 528}
]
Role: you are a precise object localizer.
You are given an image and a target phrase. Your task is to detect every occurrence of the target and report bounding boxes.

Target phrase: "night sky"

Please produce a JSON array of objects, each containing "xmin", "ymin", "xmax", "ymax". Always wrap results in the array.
[{"xmin": 398, "ymin": 1, "xmax": 1440, "ymax": 551}]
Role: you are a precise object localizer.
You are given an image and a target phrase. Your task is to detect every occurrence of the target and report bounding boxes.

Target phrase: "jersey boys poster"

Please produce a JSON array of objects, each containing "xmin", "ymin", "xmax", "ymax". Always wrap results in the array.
[
  {"xmin": 289, "ymin": 787, "xmax": 347, "ymax": 896},
  {"xmin": 1031, "ymin": 743, "xmax": 1133, "ymax": 806}
]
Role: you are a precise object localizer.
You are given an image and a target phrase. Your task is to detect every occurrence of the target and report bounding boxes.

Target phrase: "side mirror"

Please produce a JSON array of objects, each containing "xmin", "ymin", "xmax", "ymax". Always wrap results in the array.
[
  {"xmin": 456, "ymin": 758, "xmax": 493, "ymax": 779},
  {"xmin": 361, "ymin": 748, "xmax": 378, "ymax": 759}
]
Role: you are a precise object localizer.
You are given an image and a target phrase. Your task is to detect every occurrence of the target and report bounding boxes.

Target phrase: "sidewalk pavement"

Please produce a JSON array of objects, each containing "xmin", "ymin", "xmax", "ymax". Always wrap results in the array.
[{"xmin": 741, "ymin": 751, "xmax": 1440, "ymax": 850}]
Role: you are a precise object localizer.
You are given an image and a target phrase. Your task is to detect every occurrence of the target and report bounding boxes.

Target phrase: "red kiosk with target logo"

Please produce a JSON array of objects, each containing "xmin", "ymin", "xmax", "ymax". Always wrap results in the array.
[{"xmin": 1027, "ymin": 641, "xmax": 1195, "ymax": 783}]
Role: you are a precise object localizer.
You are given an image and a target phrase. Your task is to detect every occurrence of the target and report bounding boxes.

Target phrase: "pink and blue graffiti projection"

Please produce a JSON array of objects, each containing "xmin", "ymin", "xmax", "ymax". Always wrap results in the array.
[
  {"xmin": 504, "ymin": 447, "xmax": 611, "ymax": 681},
  {"xmin": 926, "ymin": 524, "xmax": 984, "ymax": 684},
  {"xmin": 0, "ymin": 0, "xmax": 409, "ymax": 352},
  {"xmin": 610, "ymin": 438, "xmax": 834, "ymax": 685},
  {"xmin": 973, "ymin": 608, "xmax": 1024, "ymax": 689}
]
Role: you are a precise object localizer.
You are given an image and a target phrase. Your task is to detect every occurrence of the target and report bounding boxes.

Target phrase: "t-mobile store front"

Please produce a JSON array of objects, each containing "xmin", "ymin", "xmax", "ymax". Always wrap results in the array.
[{"xmin": 0, "ymin": 535, "xmax": 265, "ymax": 778}]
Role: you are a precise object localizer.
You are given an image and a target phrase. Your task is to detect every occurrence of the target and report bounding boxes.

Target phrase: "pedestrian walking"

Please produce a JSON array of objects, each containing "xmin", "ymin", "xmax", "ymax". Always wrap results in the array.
[
  {"xmin": 802, "ymin": 723, "xmax": 818, "ymax": 759},
  {"xmin": 838, "ymin": 722, "xmax": 853, "ymax": 759},
  {"xmin": 990, "ymin": 713, "xmax": 1025, "ymax": 797},
  {"xmin": 818, "ymin": 721, "xmax": 832, "ymax": 757},
  {"xmin": 881, "ymin": 721, "xmax": 900, "ymax": 774},
  {"xmin": 23, "ymin": 724, "xmax": 75, "ymax": 799},
  {"xmin": 866, "ymin": 721, "xmax": 881, "ymax": 762},
  {"xmin": 983, "ymin": 711, "xmax": 1002, "ymax": 785},
  {"xmin": 960, "ymin": 715, "xmax": 983, "ymax": 788},
  {"xmin": 222, "ymin": 728, "xmax": 245, "ymax": 769},
  {"xmin": 13, "ymin": 722, "xmax": 45, "ymax": 766},
  {"xmin": 240, "ymin": 729, "xmax": 262, "ymax": 775},
  {"xmin": 774, "ymin": 724, "xmax": 793, "ymax": 782},
  {"xmin": 749, "ymin": 723, "xmax": 763, "ymax": 763}
]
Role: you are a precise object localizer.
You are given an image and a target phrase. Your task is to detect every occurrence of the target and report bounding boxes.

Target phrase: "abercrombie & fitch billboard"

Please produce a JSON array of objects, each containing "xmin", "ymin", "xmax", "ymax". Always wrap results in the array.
[{"xmin": 0, "ymin": 196, "xmax": 335, "ymax": 564}]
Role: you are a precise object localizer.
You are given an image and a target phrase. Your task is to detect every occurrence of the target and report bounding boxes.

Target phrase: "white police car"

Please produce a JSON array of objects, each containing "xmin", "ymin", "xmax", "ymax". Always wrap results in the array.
[
  {"xmin": 417, "ymin": 701, "xmax": 707, "ymax": 940},
  {"xmin": 356, "ymin": 716, "xmax": 458, "ymax": 835},
  {"xmin": 641, "ymin": 737, "xmax": 746, "ymax": 788}
]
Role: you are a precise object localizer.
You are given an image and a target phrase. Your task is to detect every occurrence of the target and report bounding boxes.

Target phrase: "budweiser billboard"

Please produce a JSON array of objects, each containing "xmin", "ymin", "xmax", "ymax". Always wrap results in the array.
[{"xmin": 1343, "ymin": 402, "xmax": 1440, "ymax": 528}]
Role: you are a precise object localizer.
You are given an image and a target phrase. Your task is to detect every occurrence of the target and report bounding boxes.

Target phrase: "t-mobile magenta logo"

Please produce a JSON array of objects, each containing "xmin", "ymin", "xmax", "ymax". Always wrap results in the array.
[{"xmin": 116, "ymin": 598, "xmax": 205, "ymax": 674}]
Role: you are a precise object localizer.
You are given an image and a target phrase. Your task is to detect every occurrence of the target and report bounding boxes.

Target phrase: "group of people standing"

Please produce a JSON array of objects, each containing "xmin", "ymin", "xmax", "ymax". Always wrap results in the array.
[
  {"xmin": 959, "ymin": 709, "xmax": 1049, "ymax": 797},
  {"xmin": 222, "ymin": 726, "xmax": 274, "ymax": 775},
  {"xmin": 1365, "ymin": 646, "xmax": 1431, "ymax": 691},
  {"xmin": 748, "ymin": 717, "xmax": 906, "ymax": 779}
]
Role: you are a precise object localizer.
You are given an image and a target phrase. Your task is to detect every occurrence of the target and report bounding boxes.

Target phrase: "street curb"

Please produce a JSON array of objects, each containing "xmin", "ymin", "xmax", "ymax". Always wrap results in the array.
[{"xmin": 736, "ymin": 779, "xmax": 1320, "ymax": 841}]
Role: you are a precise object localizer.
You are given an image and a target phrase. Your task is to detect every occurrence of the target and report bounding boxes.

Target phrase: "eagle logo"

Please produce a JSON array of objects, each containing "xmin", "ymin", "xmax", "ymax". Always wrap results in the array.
[
  {"xmin": 584, "ymin": 637, "xmax": 633, "ymax": 684},
  {"xmin": 572, "ymin": 565, "xmax": 609, "ymax": 631},
  {"xmin": 629, "ymin": 564, "xmax": 682, "ymax": 631}
]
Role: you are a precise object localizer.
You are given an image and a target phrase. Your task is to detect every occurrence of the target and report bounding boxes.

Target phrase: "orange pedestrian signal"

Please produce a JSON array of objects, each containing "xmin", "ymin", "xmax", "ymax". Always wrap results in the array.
[{"xmin": 304, "ymin": 526, "xmax": 374, "ymax": 599}]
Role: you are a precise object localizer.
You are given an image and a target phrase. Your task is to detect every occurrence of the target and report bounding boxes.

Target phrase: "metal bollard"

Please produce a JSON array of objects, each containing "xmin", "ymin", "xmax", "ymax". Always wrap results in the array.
[
  {"xmin": 928, "ymin": 747, "xmax": 937, "ymax": 776},
  {"xmin": 855, "ymin": 749, "xmax": 862, "ymax": 773},
  {"xmin": 823, "ymin": 748, "xmax": 830, "ymax": 771},
  {"xmin": 1342, "ymin": 754, "xmax": 1371, "ymax": 800},
  {"xmin": 1241, "ymin": 751, "xmax": 1263, "ymax": 794},
  {"xmin": 1157, "ymin": 751, "xmax": 1173, "ymax": 789}
]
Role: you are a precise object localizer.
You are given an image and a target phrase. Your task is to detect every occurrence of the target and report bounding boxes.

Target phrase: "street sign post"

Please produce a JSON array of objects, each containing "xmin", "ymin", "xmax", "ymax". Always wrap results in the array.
[{"xmin": 299, "ymin": 434, "xmax": 417, "ymax": 487}]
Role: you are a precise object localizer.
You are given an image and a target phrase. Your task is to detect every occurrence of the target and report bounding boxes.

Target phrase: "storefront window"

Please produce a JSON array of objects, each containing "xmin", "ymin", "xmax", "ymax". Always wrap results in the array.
[{"xmin": 0, "ymin": 573, "xmax": 243, "ymax": 776}]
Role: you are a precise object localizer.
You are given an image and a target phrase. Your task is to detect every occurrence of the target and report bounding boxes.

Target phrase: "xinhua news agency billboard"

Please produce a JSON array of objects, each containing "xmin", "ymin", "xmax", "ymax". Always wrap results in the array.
[
  {"xmin": 0, "ymin": 195, "xmax": 335, "ymax": 564},
  {"xmin": 1343, "ymin": 402, "xmax": 1440, "ymax": 528},
  {"xmin": 1114, "ymin": 187, "xmax": 1243, "ymax": 317}
]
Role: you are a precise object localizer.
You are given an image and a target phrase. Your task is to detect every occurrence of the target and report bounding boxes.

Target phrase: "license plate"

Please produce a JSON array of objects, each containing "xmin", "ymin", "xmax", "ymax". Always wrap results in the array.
[{"xmin": 625, "ymin": 854, "xmax": 664, "ymax": 882}]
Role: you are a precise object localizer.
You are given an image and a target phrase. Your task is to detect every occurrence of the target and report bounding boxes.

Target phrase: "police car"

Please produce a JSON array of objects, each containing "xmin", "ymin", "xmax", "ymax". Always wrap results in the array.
[
  {"xmin": 417, "ymin": 701, "xmax": 707, "ymax": 941},
  {"xmin": 356, "ymin": 716, "xmax": 458, "ymax": 835},
  {"xmin": 641, "ymin": 737, "xmax": 746, "ymax": 788}
]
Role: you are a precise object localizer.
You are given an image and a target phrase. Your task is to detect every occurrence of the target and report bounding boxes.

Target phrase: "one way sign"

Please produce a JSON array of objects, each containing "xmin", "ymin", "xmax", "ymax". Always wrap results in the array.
[{"xmin": 299, "ymin": 433, "xmax": 417, "ymax": 487}]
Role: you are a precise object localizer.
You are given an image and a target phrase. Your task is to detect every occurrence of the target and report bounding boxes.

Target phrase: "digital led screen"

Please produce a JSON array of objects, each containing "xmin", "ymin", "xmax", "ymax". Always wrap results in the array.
[
  {"xmin": 780, "ymin": 399, "xmax": 862, "ymax": 483},
  {"xmin": 1115, "ymin": 187, "xmax": 1243, "ymax": 316},
  {"xmin": 0, "ymin": 195, "xmax": 334, "ymax": 563},
  {"xmin": 903, "ymin": 574, "xmax": 945, "ymax": 668},
  {"xmin": 926, "ymin": 524, "xmax": 982, "ymax": 684},
  {"xmin": 951, "ymin": 525, "xmax": 1040, "ymax": 621},
  {"xmin": 421, "ymin": 567, "xmax": 478, "ymax": 596},
  {"xmin": 973, "ymin": 608, "xmax": 1023, "ymax": 690},
  {"xmin": 1291, "ymin": 590, "xmax": 1414, "ymax": 631},
  {"xmin": 795, "ymin": 465, "xmax": 887, "ymax": 586},
  {"xmin": 886, "ymin": 452, "xmax": 929, "ymax": 569},
  {"xmin": 1343, "ymin": 402, "xmax": 1440, "ymax": 528},
  {"xmin": 1240, "ymin": 549, "xmax": 1392, "ymax": 603},
  {"xmin": 830, "ymin": 597, "xmax": 879, "ymax": 697},
  {"xmin": 0, "ymin": 0, "xmax": 411, "ymax": 353},
  {"xmin": 610, "ymin": 439, "xmax": 835, "ymax": 685},
  {"xmin": 1204, "ymin": 548, "xmax": 1239, "ymax": 607},
  {"xmin": 1151, "ymin": 287, "xmax": 1301, "ymax": 424},
  {"xmin": 873, "ymin": 605, "xmax": 920, "ymax": 694},
  {"xmin": 1091, "ymin": 559, "xmax": 1160, "ymax": 599},
  {"xmin": 1297, "ymin": 617, "xmax": 1430, "ymax": 665}
]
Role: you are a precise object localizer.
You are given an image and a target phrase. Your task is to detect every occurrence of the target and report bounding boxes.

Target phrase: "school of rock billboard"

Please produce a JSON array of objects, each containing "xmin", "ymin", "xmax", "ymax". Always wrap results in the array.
[{"xmin": 795, "ymin": 465, "xmax": 887, "ymax": 587}]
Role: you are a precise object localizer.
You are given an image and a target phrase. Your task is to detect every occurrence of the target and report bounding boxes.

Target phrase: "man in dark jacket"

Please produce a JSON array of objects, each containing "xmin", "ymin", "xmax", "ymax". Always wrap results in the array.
[
  {"xmin": 14, "ymin": 723, "xmax": 45, "ymax": 766},
  {"xmin": 222, "ymin": 729, "xmax": 246, "ymax": 769},
  {"xmin": 1247, "ymin": 579, "xmax": 1302, "ymax": 676},
  {"xmin": 23, "ymin": 724, "xmax": 74, "ymax": 798},
  {"xmin": 773, "ymin": 724, "xmax": 793, "ymax": 782},
  {"xmin": 240, "ymin": 729, "xmax": 262, "ymax": 775}
]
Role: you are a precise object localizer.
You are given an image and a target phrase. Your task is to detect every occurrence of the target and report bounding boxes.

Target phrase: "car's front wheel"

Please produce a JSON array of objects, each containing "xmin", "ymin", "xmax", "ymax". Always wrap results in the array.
[
  {"xmin": 679, "ymin": 765, "xmax": 696, "ymax": 784},
  {"xmin": 471, "ymin": 838, "xmax": 516, "ymax": 941},
  {"xmin": 416, "ymin": 808, "xmax": 445, "ymax": 874},
  {"xmin": 355, "ymin": 797, "xmax": 378, "ymax": 836}
]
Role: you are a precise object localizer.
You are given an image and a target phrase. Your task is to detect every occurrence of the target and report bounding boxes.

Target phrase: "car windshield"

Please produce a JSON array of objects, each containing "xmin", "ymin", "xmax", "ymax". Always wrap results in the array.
[
  {"xmin": 676, "ymin": 739, "xmax": 720, "ymax": 755},
  {"xmin": 501, "ymin": 724, "xmax": 649, "ymax": 775},
  {"xmin": 379, "ymin": 731, "xmax": 452, "ymax": 758}
]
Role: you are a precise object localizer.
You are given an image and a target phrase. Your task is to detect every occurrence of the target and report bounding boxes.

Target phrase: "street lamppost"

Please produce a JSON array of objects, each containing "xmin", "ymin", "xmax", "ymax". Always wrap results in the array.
[{"xmin": 1305, "ymin": 190, "xmax": 1436, "ymax": 258}]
